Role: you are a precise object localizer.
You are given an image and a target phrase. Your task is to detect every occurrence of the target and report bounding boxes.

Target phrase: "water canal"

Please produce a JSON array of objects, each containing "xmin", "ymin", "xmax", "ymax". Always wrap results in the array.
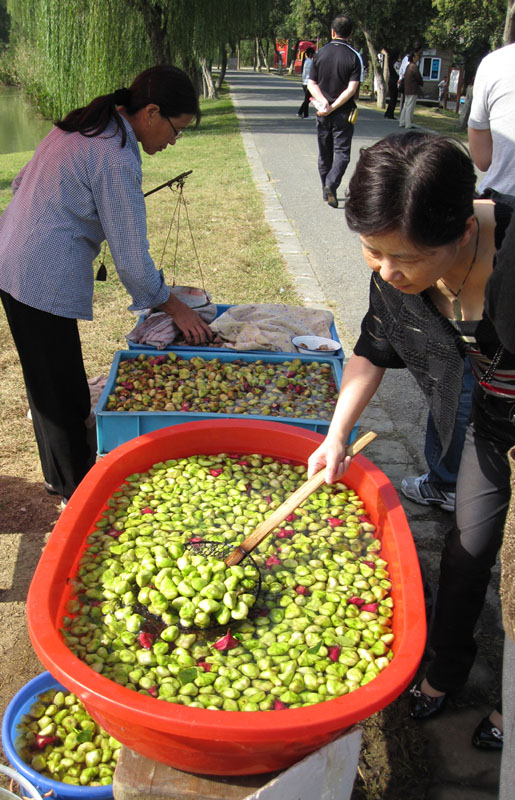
[{"xmin": 0, "ymin": 84, "xmax": 52, "ymax": 154}]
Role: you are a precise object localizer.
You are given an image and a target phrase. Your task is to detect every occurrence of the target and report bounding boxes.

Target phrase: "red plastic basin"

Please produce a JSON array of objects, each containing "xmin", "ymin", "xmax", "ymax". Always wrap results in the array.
[{"xmin": 26, "ymin": 420, "xmax": 425, "ymax": 776}]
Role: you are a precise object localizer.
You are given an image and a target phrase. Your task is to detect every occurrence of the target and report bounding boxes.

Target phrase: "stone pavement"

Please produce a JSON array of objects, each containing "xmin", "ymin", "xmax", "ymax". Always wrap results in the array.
[{"xmin": 228, "ymin": 68, "xmax": 503, "ymax": 800}]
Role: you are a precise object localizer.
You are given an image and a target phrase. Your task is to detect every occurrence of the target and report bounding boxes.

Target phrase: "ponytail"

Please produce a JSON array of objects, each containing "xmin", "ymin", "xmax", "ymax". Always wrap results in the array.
[{"xmin": 56, "ymin": 65, "xmax": 200, "ymax": 147}]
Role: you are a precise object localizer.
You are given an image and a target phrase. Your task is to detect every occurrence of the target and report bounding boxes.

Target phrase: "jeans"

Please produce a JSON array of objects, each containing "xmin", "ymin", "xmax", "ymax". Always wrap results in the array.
[
  {"xmin": 424, "ymin": 357, "xmax": 474, "ymax": 491},
  {"xmin": 426, "ymin": 384, "xmax": 515, "ymax": 693},
  {"xmin": 316, "ymin": 108, "xmax": 355, "ymax": 192}
]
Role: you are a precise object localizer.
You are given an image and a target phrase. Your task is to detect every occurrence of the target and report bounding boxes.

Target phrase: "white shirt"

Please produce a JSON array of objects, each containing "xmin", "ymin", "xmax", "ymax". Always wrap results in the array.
[{"xmin": 468, "ymin": 43, "xmax": 515, "ymax": 195}]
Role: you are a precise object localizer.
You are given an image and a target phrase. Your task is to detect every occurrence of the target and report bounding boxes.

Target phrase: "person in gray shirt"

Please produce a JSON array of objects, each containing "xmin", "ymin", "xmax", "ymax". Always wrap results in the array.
[{"xmin": 0, "ymin": 65, "xmax": 212, "ymax": 506}]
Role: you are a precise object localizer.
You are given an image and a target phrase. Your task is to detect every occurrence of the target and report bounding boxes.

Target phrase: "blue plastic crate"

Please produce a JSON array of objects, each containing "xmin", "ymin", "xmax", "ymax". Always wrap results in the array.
[
  {"xmin": 127, "ymin": 303, "xmax": 344, "ymax": 361},
  {"xmin": 95, "ymin": 349, "xmax": 357, "ymax": 454}
]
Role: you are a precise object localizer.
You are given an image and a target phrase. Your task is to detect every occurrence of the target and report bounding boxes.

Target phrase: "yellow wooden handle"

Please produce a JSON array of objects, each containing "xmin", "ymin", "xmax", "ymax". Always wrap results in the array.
[{"xmin": 224, "ymin": 430, "xmax": 376, "ymax": 566}]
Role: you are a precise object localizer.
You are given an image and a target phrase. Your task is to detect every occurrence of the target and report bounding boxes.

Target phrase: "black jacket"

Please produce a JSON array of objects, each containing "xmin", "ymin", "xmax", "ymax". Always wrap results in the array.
[{"xmin": 354, "ymin": 199, "xmax": 515, "ymax": 454}]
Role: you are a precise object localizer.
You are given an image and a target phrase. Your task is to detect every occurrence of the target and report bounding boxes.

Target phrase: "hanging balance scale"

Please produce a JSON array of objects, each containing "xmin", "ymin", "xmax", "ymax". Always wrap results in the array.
[{"xmin": 95, "ymin": 169, "xmax": 209, "ymax": 303}]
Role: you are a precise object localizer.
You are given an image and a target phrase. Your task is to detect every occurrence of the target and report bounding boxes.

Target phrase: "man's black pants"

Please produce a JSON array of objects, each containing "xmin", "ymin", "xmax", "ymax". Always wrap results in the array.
[{"xmin": 316, "ymin": 108, "xmax": 355, "ymax": 193}]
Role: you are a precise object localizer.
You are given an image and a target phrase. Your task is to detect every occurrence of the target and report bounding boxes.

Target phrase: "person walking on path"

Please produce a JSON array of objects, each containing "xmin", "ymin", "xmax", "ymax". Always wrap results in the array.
[
  {"xmin": 307, "ymin": 13, "xmax": 362, "ymax": 209},
  {"xmin": 297, "ymin": 47, "xmax": 316, "ymax": 118},
  {"xmin": 0, "ymin": 65, "xmax": 213, "ymax": 508},
  {"xmin": 384, "ymin": 53, "xmax": 400, "ymax": 119},
  {"xmin": 399, "ymin": 51, "xmax": 423, "ymax": 129}
]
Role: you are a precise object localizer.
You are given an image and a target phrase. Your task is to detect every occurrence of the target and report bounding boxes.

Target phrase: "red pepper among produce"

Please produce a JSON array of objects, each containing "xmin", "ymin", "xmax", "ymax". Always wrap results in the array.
[
  {"xmin": 348, "ymin": 596, "xmax": 365, "ymax": 606},
  {"xmin": 361, "ymin": 602, "xmax": 379, "ymax": 612},
  {"xmin": 138, "ymin": 631, "xmax": 155, "ymax": 649},
  {"xmin": 35, "ymin": 734, "xmax": 60, "ymax": 750},
  {"xmin": 328, "ymin": 645, "xmax": 341, "ymax": 662},
  {"xmin": 213, "ymin": 630, "xmax": 239, "ymax": 650}
]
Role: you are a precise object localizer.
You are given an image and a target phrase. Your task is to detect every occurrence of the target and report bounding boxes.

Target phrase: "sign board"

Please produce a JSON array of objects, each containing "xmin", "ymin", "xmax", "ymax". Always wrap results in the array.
[{"xmin": 444, "ymin": 67, "xmax": 464, "ymax": 113}]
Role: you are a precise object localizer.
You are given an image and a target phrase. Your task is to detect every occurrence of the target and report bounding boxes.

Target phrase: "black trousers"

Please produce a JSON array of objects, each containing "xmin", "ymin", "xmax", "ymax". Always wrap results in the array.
[
  {"xmin": 426, "ymin": 384, "xmax": 515, "ymax": 692},
  {"xmin": 297, "ymin": 85, "xmax": 311, "ymax": 117},
  {"xmin": 316, "ymin": 108, "xmax": 355, "ymax": 193},
  {"xmin": 384, "ymin": 84, "xmax": 398, "ymax": 118},
  {"xmin": 1, "ymin": 289, "xmax": 96, "ymax": 500}
]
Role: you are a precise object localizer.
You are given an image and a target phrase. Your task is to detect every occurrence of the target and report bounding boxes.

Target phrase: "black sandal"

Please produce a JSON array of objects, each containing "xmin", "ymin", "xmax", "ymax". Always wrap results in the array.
[{"xmin": 408, "ymin": 681, "xmax": 446, "ymax": 719}]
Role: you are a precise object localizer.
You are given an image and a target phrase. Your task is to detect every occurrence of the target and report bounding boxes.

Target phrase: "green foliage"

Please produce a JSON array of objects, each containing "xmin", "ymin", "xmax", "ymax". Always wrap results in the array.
[
  {"xmin": 427, "ymin": 0, "xmax": 506, "ymax": 78},
  {"xmin": 7, "ymin": 0, "xmax": 151, "ymax": 118},
  {"xmin": 429, "ymin": 0, "xmax": 506, "ymax": 51},
  {"xmin": 6, "ymin": 0, "xmax": 279, "ymax": 116},
  {"xmin": 0, "ymin": 0, "xmax": 9, "ymax": 43}
]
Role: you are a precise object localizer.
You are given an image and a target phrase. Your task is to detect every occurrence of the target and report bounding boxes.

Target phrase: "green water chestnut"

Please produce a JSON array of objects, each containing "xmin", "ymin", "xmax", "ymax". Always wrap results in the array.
[
  {"xmin": 61, "ymin": 452, "xmax": 395, "ymax": 711},
  {"xmin": 15, "ymin": 688, "xmax": 121, "ymax": 786}
]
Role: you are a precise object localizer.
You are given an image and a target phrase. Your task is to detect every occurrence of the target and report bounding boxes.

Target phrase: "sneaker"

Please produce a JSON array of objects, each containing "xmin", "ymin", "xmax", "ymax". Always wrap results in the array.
[{"xmin": 400, "ymin": 474, "xmax": 456, "ymax": 512}]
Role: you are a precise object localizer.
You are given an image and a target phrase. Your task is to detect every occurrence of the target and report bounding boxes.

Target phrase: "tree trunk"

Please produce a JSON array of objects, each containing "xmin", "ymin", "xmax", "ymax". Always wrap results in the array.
[
  {"xmin": 133, "ymin": 1, "xmax": 170, "ymax": 64},
  {"xmin": 458, "ymin": 84, "xmax": 473, "ymax": 130},
  {"xmin": 255, "ymin": 37, "xmax": 263, "ymax": 72},
  {"xmin": 288, "ymin": 38, "xmax": 301, "ymax": 74},
  {"xmin": 200, "ymin": 58, "xmax": 217, "ymax": 99},
  {"xmin": 259, "ymin": 39, "xmax": 270, "ymax": 72},
  {"xmin": 216, "ymin": 47, "xmax": 227, "ymax": 90},
  {"xmin": 363, "ymin": 29, "xmax": 385, "ymax": 107},
  {"xmin": 504, "ymin": 0, "xmax": 515, "ymax": 43}
]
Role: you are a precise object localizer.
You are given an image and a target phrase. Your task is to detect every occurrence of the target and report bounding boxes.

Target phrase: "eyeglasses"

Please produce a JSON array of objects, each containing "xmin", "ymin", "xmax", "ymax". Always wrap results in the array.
[{"xmin": 166, "ymin": 118, "xmax": 183, "ymax": 140}]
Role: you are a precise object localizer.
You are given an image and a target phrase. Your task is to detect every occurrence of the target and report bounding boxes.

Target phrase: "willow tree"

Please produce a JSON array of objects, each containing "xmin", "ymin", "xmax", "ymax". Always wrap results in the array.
[
  {"xmin": 8, "ymin": 0, "xmax": 278, "ymax": 116},
  {"xmin": 129, "ymin": 0, "xmax": 276, "ymax": 95},
  {"xmin": 7, "ymin": 0, "xmax": 150, "ymax": 118}
]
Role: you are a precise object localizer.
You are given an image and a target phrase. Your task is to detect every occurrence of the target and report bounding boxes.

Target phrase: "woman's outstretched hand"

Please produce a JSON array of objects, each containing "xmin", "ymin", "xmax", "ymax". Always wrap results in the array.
[
  {"xmin": 307, "ymin": 436, "xmax": 352, "ymax": 484},
  {"xmin": 158, "ymin": 294, "xmax": 214, "ymax": 345}
]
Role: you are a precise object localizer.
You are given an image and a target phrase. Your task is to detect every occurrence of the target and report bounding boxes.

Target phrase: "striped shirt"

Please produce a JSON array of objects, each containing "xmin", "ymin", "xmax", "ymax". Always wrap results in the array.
[
  {"xmin": 0, "ymin": 117, "xmax": 170, "ymax": 320},
  {"xmin": 452, "ymin": 319, "xmax": 515, "ymax": 399}
]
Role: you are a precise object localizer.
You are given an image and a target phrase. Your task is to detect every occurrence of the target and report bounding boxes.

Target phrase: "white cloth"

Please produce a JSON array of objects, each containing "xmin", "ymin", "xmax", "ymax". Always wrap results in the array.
[
  {"xmin": 210, "ymin": 304, "xmax": 335, "ymax": 352},
  {"xmin": 398, "ymin": 54, "xmax": 410, "ymax": 81},
  {"xmin": 468, "ymin": 43, "xmax": 515, "ymax": 195}
]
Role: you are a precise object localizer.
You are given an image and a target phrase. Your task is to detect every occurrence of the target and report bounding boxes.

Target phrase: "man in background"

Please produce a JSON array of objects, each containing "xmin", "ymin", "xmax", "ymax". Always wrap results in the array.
[
  {"xmin": 468, "ymin": 42, "xmax": 515, "ymax": 197},
  {"xmin": 307, "ymin": 13, "xmax": 362, "ymax": 209}
]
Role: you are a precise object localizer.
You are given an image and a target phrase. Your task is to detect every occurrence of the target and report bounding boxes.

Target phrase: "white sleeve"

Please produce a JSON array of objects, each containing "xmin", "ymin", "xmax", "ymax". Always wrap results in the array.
[{"xmin": 468, "ymin": 58, "xmax": 491, "ymax": 130}]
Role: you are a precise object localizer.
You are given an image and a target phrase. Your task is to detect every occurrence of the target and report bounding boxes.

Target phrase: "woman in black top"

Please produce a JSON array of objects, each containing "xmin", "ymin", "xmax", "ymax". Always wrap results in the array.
[{"xmin": 308, "ymin": 132, "xmax": 515, "ymax": 733}]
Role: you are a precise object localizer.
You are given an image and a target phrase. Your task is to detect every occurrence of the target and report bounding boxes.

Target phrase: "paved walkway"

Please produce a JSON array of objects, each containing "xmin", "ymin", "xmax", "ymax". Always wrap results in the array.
[{"xmin": 228, "ymin": 68, "xmax": 503, "ymax": 800}]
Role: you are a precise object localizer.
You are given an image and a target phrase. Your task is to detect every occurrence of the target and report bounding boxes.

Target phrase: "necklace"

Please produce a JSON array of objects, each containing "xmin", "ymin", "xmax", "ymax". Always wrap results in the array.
[{"xmin": 439, "ymin": 217, "xmax": 480, "ymax": 321}]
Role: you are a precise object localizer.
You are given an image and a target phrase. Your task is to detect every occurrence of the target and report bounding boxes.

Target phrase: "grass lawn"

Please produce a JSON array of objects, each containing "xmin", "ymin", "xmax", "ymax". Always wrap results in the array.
[{"xmin": 357, "ymin": 96, "xmax": 467, "ymax": 139}]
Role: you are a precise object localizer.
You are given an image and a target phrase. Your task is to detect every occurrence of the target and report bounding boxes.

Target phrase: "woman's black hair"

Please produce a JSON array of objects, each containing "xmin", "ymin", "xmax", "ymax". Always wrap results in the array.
[
  {"xmin": 344, "ymin": 132, "xmax": 477, "ymax": 248},
  {"xmin": 56, "ymin": 65, "xmax": 200, "ymax": 147}
]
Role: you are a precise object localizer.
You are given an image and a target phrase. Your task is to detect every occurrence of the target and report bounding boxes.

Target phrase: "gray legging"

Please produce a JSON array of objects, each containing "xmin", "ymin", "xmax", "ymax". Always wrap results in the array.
[
  {"xmin": 426, "ymin": 385, "xmax": 515, "ymax": 693},
  {"xmin": 500, "ymin": 635, "xmax": 514, "ymax": 800}
]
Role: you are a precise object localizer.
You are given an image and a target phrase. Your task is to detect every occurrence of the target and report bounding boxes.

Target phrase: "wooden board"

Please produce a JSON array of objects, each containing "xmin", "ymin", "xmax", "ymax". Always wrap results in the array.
[{"xmin": 113, "ymin": 727, "xmax": 362, "ymax": 800}]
